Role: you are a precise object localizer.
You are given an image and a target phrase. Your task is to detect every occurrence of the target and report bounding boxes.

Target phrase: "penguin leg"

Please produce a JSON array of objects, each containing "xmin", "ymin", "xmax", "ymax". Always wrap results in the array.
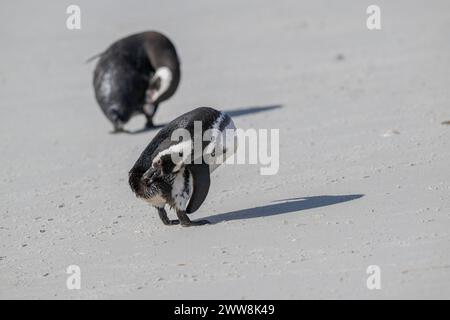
[
  {"xmin": 157, "ymin": 207, "xmax": 180, "ymax": 226},
  {"xmin": 144, "ymin": 103, "xmax": 159, "ymax": 128},
  {"xmin": 145, "ymin": 115, "xmax": 154, "ymax": 129},
  {"xmin": 175, "ymin": 209, "xmax": 210, "ymax": 227}
]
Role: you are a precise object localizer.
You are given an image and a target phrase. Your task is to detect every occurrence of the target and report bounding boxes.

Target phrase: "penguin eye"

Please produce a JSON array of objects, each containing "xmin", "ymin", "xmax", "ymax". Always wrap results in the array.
[
  {"xmin": 179, "ymin": 151, "xmax": 183, "ymax": 157},
  {"xmin": 211, "ymin": 150, "xmax": 216, "ymax": 157},
  {"xmin": 153, "ymin": 159, "xmax": 162, "ymax": 168}
]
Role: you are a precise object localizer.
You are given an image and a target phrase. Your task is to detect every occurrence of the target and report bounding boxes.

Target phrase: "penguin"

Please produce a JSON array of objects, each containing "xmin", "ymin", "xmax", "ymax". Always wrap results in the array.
[
  {"xmin": 128, "ymin": 107, "xmax": 237, "ymax": 227},
  {"xmin": 92, "ymin": 31, "xmax": 181, "ymax": 133}
]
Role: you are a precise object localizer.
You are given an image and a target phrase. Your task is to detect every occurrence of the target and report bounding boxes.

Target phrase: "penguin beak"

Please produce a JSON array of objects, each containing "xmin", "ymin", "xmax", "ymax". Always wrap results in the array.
[{"xmin": 142, "ymin": 167, "xmax": 159, "ymax": 184}]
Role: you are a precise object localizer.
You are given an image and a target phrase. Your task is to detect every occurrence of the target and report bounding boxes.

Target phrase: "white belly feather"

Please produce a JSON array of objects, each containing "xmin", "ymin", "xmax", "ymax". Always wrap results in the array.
[{"xmin": 171, "ymin": 167, "xmax": 193, "ymax": 211}]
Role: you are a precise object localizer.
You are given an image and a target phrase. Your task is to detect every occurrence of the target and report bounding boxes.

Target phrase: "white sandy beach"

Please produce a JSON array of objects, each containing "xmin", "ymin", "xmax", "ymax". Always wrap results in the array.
[{"xmin": 0, "ymin": 0, "xmax": 449, "ymax": 299}]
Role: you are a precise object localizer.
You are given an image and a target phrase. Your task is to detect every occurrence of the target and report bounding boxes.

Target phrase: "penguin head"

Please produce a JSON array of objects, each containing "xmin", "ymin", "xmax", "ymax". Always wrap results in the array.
[
  {"xmin": 152, "ymin": 153, "xmax": 177, "ymax": 175},
  {"xmin": 129, "ymin": 166, "xmax": 173, "ymax": 201}
]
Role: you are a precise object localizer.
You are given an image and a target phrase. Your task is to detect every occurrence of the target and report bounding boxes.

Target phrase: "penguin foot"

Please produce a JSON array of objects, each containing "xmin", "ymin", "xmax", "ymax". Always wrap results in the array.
[
  {"xmin": 176, "ymin": 210, "xmax": 210, "ymax": 227},
  {"xmin": 144, "ymin": 120, "xmax": 155, "ymax": 129},
  {"xmin": 163, "ymin": 219, "xmax": 180, "ymax": 226},
  {"xmin": 110, "ymin": 127, "xmax": 126, "ymax": 134},
  {"xmin": 158, "ymin": 207, "xmax": 180, "ymax": 226},
  {"xmin": 180, "ymin": 219, "xmax": 210, "ymax": 227}
]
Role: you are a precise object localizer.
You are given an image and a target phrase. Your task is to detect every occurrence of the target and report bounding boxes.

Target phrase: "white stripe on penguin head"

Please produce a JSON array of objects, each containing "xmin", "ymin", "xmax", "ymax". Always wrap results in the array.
[{"xmin": 152, "ymin": 140, "xmax": 193, "ymax": 172}]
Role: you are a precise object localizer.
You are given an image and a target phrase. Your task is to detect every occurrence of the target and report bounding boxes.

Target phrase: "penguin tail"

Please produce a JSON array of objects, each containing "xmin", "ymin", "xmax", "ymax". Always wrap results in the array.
[{"xmin": 85, "ymin": 52, "xmax": 104, "ymax": 64}]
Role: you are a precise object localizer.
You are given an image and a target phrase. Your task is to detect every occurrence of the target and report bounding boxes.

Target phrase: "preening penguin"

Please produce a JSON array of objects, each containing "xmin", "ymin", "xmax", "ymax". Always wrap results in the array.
[
  {"xmin": 92, "ymin": 31, "xmax": 181, "ymax": 133},
  {"xmin": 129, "ymin": 107, "xmax": 237, "ymax": 227}
]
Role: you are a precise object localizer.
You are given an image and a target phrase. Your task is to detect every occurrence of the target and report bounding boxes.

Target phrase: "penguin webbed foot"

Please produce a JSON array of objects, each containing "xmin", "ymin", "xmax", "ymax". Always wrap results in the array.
[
  {"xmin": 157, "ymin": 207, "xmax": 180, "ymax": 226},
  {"xmin": 176, "ymin": 209, "xmax": 210, "ymax": 227},
  {"xmin": 110, "ymin": 128, "xmax": 127, "ymax": 134},
  {"xmin": 163, "ymin": 219, "xmax": 180, "ymax": 226},
  {"xmin": 183, "ymin": 219, "xmax": 210, "ymax": 227}
]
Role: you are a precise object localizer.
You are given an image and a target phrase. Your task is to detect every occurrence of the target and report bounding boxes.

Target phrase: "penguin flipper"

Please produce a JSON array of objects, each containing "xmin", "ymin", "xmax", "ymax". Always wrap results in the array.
[{"xmin": 186, "ymin": 163, "xmax": 210, "ymax": 214}]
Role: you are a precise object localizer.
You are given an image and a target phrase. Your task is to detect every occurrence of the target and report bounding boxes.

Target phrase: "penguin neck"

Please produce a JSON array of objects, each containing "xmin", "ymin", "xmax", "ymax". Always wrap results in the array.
[
  {"xmin": 151, "ymin": 65, "xmax": 180, "ymax": 102},
  {"xmin": 155, "ymin": 67, "xmax": 173, "ymax": 94}
]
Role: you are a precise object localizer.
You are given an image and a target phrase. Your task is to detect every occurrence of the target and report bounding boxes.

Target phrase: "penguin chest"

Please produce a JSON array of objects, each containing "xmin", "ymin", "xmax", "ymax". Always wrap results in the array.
[{"xmin": 170, "ymin": 168, "xmax": 193, "ymax": 211}]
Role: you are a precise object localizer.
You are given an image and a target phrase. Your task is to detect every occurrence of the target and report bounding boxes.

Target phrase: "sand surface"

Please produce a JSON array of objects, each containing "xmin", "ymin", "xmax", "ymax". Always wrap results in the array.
[{"xmin": 1, "ymin": 0, "xmax": 449, "ymax": 299}]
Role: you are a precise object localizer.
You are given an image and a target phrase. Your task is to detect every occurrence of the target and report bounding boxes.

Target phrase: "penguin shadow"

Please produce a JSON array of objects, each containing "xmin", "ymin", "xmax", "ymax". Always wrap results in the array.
[
  {"xmin": 224, "ymin": 104, "xmax": 282, "ymax": 117},
  {"xmin": 207, "ymin": 194, "xmax": 364, "ymax": 223},
  {"xmin": 126, "ymin": 104, "xmax": 283, "ymax": 135}
]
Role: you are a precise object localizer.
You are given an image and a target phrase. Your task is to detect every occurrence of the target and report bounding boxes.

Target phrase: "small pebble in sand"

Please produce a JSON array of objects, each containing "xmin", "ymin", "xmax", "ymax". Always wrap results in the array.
[
  {"xmin": 58, "ymin": 204, "xmax": 65, "ymax": 208},
  {"xmin": 441, "ymin": 120, "xmax": 450, "ymax": 125},
  {"xmin": 335, "ymin": 53, "xmax": 345, "ymax": 61},
  {"xmin": 381, "ymin": 129, "xmax": 400, "ymax": 137},
  {"xmin": 43, "ymin": 273, "xmax": 50, "ymax": 277}
]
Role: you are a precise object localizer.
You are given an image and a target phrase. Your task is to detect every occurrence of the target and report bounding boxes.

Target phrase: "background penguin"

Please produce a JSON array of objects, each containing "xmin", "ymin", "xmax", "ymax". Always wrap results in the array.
[
  {"xmin": 129, "ymin": 107, "xmax": 237, "ymax": 227},
  {"xmin": 92, "ymin": 31, "xmax": 181, "ymax": 133}
]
